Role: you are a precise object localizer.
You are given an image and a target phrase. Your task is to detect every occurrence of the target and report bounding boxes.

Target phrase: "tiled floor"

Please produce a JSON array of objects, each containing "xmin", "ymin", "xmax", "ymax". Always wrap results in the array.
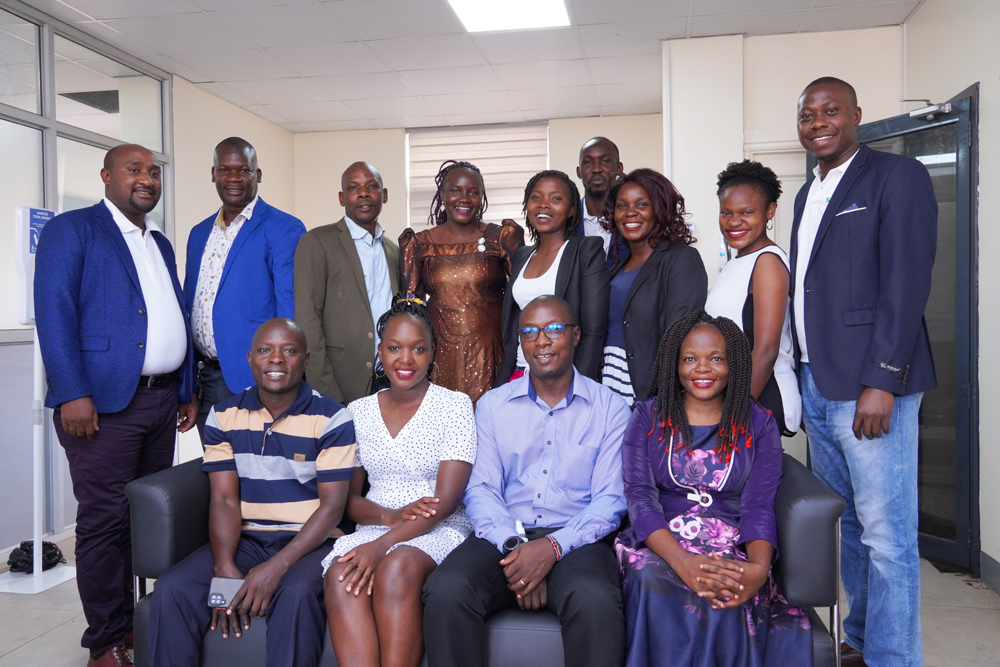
[{"xmin": 1, "ymin": 538, "xmax": 998, "ymax": 666}]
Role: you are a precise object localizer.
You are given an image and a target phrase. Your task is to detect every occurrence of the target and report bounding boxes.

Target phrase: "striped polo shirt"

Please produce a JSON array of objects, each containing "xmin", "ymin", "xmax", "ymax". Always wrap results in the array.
[{"xmin": 202, "ymin": 381, "xmax": 355, "ymax": 533}]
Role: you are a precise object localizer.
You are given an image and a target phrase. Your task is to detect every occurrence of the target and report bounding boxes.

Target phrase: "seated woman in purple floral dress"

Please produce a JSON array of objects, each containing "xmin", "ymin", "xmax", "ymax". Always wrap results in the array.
[{"xmin": 616, "ymin": 309, "xmax": 811, "ymax": 667}]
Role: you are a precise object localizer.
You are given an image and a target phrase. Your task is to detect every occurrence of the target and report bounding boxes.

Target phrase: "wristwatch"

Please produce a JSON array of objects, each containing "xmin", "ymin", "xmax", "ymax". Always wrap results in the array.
[{"xmin": 502, "ymin": 534, "xmax": 528, "ymax": 556}]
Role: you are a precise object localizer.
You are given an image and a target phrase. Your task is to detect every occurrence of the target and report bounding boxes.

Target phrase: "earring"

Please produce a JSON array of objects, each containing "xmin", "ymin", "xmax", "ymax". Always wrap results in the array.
[
  {"xmin": 766, "ymin": 219, "xmax": 774, "ymax": 230},
  {"xmin": 431, "ymin": 361, "xmax": 441, "ymax": 379}
]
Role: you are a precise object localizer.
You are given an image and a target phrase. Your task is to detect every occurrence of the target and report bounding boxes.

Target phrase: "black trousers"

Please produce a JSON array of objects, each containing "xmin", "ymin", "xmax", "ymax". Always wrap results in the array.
[
  {"xmin": 195, "ymin": 360, "xmax": 236, "ymax": 441},
  {"xmin": 422, "ymin": 533, "xmax": 625, "ymax": 667},
  {"xmin": 55, "ymin": 380, "xmax": 177, "ymax": 658}
]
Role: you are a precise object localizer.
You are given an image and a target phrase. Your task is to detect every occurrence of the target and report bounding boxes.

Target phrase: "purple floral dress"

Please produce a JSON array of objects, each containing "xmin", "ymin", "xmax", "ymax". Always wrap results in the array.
[{"xmin": 615, "ymin": 403, "xmax": 812, "ymax": 667}]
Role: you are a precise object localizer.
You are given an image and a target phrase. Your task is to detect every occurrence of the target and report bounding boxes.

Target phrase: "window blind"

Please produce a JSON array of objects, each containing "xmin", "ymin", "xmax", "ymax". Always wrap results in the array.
[{"xmin": 407, "ymin": 122, "xmax": 549, "ymax": 229}]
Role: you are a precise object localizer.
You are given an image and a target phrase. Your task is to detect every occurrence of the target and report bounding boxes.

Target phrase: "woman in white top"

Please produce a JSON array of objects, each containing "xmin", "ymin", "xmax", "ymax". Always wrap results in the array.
[
  {"xmin": 496, "ymin": 170, "xmax": 609, "ymax": 384},
  {"xmin": 705, "ymin": 160, "xmax": 801, "ymax": 434},
  {"xmin": 323, "ymin": 296, "xmax": 476, "ymax": 667}
]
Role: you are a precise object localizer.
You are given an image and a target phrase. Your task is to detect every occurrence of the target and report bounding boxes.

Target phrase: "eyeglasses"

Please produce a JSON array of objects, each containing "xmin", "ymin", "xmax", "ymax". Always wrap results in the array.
[{"xmin": 517, "ymin": 323, "xmax": 576, "ymax": 342}]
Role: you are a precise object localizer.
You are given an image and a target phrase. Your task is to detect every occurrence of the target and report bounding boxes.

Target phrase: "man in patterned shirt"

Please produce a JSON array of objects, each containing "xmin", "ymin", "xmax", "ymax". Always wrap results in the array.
[
  {"xmin": 148, "ymin": 318, "xmax": 355, "ymax": 666},
  {"xmin": 184, "ymin": 137, "xmax": 306, "ymax": 437}
]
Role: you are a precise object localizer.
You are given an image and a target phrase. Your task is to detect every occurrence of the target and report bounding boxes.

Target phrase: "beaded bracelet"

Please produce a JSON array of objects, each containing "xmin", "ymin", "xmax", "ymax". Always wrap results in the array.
[{"xmin": 546, "ymin": 534, "xmax": 563, "ymax": 561}]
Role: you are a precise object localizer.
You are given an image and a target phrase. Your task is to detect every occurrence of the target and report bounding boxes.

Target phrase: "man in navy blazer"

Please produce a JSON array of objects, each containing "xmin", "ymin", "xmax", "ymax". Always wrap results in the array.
[
  {"xmin": 34, "ymin": 144, "xmax": 196, "ymax": 667},
  {"xmin": 790, "ymin": 77, "xmax": 937, "ymax": 667},
  {"xmin": 184, "ymin": 137, "xmax": 306, "ymax": 436}
]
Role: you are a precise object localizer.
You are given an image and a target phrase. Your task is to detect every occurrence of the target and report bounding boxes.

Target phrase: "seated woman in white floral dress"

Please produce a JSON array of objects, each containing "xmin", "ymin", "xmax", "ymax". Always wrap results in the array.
[{"xmin": 322, "ymin": 295, "xmax": 476, "ymax": 667}]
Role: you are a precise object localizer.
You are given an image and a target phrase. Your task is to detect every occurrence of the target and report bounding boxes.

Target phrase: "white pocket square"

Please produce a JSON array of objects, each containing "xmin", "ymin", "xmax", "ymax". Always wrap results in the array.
[{"xmin": 835, "ymin": 206, "xmax": 867, "ymax": 217}]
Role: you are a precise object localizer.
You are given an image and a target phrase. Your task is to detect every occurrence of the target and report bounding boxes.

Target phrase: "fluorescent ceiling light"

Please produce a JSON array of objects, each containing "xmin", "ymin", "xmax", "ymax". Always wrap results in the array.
[{"xmin": 447, "ymin": 0, "xmax": 570, "ymax": 33}]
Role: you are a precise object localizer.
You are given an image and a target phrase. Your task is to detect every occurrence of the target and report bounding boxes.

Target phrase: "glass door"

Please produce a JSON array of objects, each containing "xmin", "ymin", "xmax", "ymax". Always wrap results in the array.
[{"xmin": 842, "ymin": 89, "xmax": 979, "ymax": 571}]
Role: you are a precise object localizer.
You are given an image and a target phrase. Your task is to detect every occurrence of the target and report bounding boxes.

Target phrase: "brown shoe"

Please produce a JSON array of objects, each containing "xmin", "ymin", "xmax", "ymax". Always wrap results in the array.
[
  {"xmin": 840, "ymin": 642, "xmax": 868, "ymax": 667},
  {"xmin": 87, "ymin": 645, "xmax": 133, "ymax": 667}
]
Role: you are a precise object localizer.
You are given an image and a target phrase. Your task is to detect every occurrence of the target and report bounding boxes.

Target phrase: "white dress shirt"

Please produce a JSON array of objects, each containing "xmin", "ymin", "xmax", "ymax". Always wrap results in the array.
[
  {"xmin": 344, "ymin": 216, "xmax": 393, "ymax": 350},
  {"xmin": 581, "ymin": 196, "xmax": 612, "ymax": 255},
  {"xmin": 793, "ymin": 149, "xmax": 860, "ymax": 362},
  {"xmin": 103, "ymin": 198, "xmax": 187, "ymax": 375}
]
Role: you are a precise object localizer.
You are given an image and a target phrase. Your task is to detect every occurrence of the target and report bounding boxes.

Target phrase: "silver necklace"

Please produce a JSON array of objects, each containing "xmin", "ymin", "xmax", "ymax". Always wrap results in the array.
[{"xmin": 665, "ymin": 431, "xmax": 733, "ymax": 508}]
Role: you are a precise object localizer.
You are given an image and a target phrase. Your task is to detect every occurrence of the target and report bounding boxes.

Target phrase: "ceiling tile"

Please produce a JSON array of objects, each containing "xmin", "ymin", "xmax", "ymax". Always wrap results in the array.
[
  {"xmin": 269, "ymin": 43, "xmax": 390, "ymax": 77},
  {"xmin": 571, "ymin": 0, "xmax": 690, "ymax": 25},
  {"xmin": 295, "ymin": 119, "xmax": 378, "ymax": 132},
  {"xmin": 368, "ymin": 34, "xmax": 485, "ymax": 70},
  {"xmin": 197, "ymin": 82, "xmax": 258, "ymax": 107},
  {"xmin": 263, "ymin": 100, "xmax": 359, "ymax": 122},
  {"xmin": 70, "ymin": 20, "xmax": 162, "ymax": 57},
  {"xmin": 594, "ymin": 81, "xmax": 659, "ymax": 107},
  {"xmin": 310, "ymin": 72, "xmax": 417, "ymax": 100},
  {"xmin": 345, "ymin": 96, "xmax": 440, "ymax": 119},
  {"xmin": 324, "ymin": 0, "xmax": 465, "ymax": 40},
  {"xmin": 600, "ymin": 101, "xmax": 663, "ymax": 116},
  {"xmin": 13, "ymin": 0, "xmax": 90, "ymax": 23},
  {"xmin": 588, "ymin": 54, "xmax": 661, "ymax": 85},
  {"xmin": 508, "ymin": 85, "xmax": 598, "ymax": 110},
  {"xmin": 443, "ymin": 111, "xmax": 527, "ymax": 126},
  {"xmin": 55, "ymin": 60, "xmax": 115, "ymax": 93},
  {"xmin": 473, "ymin": 28, "xmax": 585, "ymax": 64},
  {"xmin": 814, "ymin": 0, "xmax": 917, "ymax": 6},
  {"xmin": 522, "ymin": 106, "xmax": 601, "ymax": 121},
  {"xmin": 800, "ymin": 3, "xmax": 916, "ymax": 31},
  {"xmin": 210, "ymin": 5, "xmax": 356, "ymax": 47},
  {"xmin": 243, "ymin": 104, "xmax": 292, "ymax": 124},
  {"xmin": 174, "ymin": 50, "xmax": 300, "ymax": 82},
  {"xmin": 690, "ymin": 10, "xmax": 806, "ymax": 37},
  {"xmin": 144, "ymin": 55, "xmax": 213, "ymax": 83},
  {"xmin": 424, "ymin": 90, "xmax": 519, "ymax": 115},
  {"xmin": 492, "ymin": 59, "xmax": 591, "ymax": 89},
  {"xmin": 52, "ymin": 0, "xmax": 202, "ymax": 19},
  {"xmin": 578, "ymin": 19, "xmax": 686, "ymax": 58},
  {"xmin": 103, "ymin": 14, "xmax": 255, "ymax": 55},
  {"xmin": 693, "ymin": 0, "xmax": 813, "ymax": 17},
  {"xmin": 375, "ymin": 115, "xmax": 447, "ymax": 129},
  {"xmin": 225, "ymin": 77, "xmax": 329, "ymax": 104},
  {"xmin": 399, "ymin": 66, "xmax": 504, "ymax": 96},
  {"xmin": 193, "ymin": 0, "xmax": 315, "ymax": 9}
]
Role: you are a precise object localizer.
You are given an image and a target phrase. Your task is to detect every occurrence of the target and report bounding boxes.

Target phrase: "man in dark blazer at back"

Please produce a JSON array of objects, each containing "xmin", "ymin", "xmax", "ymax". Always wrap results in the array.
[
  {"xmin": 34, "ymin": 144, "xmax": 196, "ymax": 667},
  {"xmin": 294, "ymin": 161, "xmax": 399, "ymax": 404},
  {"xmin": 790, "ymin": 77, "xmax": 937, "ymax": 667}
]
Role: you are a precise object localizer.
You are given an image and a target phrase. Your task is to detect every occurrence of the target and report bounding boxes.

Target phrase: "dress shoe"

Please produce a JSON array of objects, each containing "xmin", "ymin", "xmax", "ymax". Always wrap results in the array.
[
  {"xmin": 86, "ymin": 645, "xmax": 133, "ymax": 667},
  {"xmin": 840, "ymin": 642, "xmax": 868, "ymax": 667}
]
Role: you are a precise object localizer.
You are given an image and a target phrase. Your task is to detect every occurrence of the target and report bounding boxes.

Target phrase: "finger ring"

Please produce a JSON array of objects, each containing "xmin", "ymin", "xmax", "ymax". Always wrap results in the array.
[{"xmin": 519, "ymin": 579, "xmax": 527, "ymax": 587}]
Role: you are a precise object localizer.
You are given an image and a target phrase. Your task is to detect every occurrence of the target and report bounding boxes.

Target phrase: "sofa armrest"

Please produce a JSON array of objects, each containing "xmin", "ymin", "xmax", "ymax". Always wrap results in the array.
[
  {"xmin": 773, "ymin": 454, "xmax": 846, "ymax": 608},
  {"xmin": 127, "ymin": 457, "xmax": 211, "ymax": 580}
]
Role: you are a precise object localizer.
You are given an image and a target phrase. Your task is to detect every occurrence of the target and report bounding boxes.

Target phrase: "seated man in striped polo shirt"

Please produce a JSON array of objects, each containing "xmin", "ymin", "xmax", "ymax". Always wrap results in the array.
[{"xmin": 149, "ymin": 317, "xmax": 355, "ymax": 667}]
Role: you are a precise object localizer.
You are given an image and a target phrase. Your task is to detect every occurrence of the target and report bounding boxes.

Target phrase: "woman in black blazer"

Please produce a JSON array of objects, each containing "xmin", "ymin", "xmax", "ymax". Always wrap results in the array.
[
  {"xmin": 497, "ymin": 170, "xmax": 610, "ymax": 384},
  {"xmin": 601, "ymin": 168, "xmax": 707, "ymax": 405}
]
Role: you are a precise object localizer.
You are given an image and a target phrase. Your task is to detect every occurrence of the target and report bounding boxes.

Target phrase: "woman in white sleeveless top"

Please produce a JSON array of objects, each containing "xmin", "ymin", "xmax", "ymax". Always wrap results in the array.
[{"xmin": 705, "ymin": 160, "xmax": 801, "ymax": 434}]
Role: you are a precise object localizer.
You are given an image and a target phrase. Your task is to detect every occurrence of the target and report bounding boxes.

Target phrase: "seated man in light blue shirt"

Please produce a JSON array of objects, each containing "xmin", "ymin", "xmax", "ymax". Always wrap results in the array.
[
  {"xmin": 423, "ymin": 295, "xmax": 629, "ymax": 667},
  {"xmin": 294, "ymin": 161, "xmax": 399, "ymax": 404}
]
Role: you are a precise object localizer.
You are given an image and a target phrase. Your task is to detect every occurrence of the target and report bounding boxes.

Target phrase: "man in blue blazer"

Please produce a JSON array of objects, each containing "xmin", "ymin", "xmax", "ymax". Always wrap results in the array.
[
  {"xmin": 790, "ymin": 77, "xmax": 937, "ymax": 667},
  {"xmin": 183, "ymin": 137, "xmax": 306, "ymax": 436},
  {"xmin": 34, "ymin": 144, "xmax": 196, "ymax": 667}
]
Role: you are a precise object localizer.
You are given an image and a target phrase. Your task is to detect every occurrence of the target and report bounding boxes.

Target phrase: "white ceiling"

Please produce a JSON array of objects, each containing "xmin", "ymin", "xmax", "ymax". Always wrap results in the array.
[{"xmin": 18, "ymin": 0, "xmax": 923, "ymax": 132}]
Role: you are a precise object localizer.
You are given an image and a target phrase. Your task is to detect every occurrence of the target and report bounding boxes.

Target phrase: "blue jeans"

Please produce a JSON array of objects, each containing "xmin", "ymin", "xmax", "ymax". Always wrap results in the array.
[{"xmin": 799, "ymin": 364, "xmax": 922, "ymax": 667}]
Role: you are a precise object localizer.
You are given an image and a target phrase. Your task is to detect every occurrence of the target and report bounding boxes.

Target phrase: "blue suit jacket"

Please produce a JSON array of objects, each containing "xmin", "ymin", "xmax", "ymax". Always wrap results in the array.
[
  {"xmin": 790, "ymin": 145, "xmax": 938, "ymax": 401},
  {"xmin": 34, "ymin": 202, "xmax": 194, "ymax": 412},
  {"xmin": 183, "ymin": 198, "xmax": 306, "ymax": 393}
]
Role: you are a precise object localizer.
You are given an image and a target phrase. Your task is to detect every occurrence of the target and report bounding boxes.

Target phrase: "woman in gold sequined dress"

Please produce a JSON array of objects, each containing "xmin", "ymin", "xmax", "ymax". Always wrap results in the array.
[{"xmin": 399, "ymin": 160, "xmax": 524, "ymax": 404}]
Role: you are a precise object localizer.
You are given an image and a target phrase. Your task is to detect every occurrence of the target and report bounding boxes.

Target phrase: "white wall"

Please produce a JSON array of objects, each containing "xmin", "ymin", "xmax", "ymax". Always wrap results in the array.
[
  {"xmin": 293, "ymin": 129, "xmax": 407, "ymax": 240},
  {"xmin": 548, "ymin": 114, "xmax": 664, "ymax": 191},
  {"xmin": 906, "ymin": 0, "xmax": 998, "ymax": 575}
]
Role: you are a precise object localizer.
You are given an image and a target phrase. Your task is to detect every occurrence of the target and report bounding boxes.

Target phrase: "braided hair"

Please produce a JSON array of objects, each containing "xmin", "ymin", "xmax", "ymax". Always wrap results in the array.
[
  {"xmin": 648, "ymin": 310, "xmax": 754, "ymax": 462},
  {"xmin": 428, "ymin": 160, "xmax": 489, "ymax": 226},
  {"xmin": 716, "ymin": 159, "xmax": 782, "ymax": 206},
  {"xmin": 521, "ymin": 169, "xmax": 583, "ymax": 244},
  {"xmin": 368, "ymin": 293, "xmax": 437, "ymax": 394}
]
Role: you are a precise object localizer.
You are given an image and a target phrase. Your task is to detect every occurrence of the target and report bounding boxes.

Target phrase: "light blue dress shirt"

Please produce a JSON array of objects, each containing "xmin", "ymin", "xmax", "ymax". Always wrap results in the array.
[
  {"xmin": 344, "ymin": 216, "xmax": 393, "ymax": 349},
  {"xmin": 465, "ymin": 369, "xmax": 630, "ymax": 554}
]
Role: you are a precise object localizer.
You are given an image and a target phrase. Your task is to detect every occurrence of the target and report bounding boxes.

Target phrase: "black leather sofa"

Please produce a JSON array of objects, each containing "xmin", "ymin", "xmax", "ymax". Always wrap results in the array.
[{"xmin": 127, "ymin": 454, "xmax": 845, "ymax": 667}]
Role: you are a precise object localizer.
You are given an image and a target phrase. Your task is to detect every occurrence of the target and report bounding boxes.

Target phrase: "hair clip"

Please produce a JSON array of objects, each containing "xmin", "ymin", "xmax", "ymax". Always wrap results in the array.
[{"xmin": 399, "ymin": 291, "xmax": 425, "ymax": 306}]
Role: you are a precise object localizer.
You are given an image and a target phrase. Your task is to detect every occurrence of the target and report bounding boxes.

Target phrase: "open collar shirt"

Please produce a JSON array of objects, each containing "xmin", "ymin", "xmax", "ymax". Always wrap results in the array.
[
  {"xmin": 794, "ymin": 149, "xmax": 859, "ymax": 362},
  {"xmin": 465, "ymin": 369, "xmax": 629, "ymax": 554},
  {"xmin": 103, "ymin": 198, "xmax": 186, "ymax": 375},
  {"xmin": 191, "ymin": 195, "xmax": 259, "ymax": 358},
  {"xmin": 344, "ymin": 215, "xmax": 393, "ymax": 350}
]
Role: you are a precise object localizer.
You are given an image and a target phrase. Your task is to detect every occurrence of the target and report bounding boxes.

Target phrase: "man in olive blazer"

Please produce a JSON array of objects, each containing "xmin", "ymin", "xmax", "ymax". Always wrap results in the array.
[{"xmin": 295, "ymin": 162, "xmax": 399, "ymax": 404}]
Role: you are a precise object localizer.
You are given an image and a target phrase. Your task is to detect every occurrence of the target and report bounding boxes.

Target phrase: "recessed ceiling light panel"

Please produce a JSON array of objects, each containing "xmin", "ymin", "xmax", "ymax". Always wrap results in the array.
[{"xmin": 447, "ymin": 0, "xmax": 571, "ymax": 33}]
